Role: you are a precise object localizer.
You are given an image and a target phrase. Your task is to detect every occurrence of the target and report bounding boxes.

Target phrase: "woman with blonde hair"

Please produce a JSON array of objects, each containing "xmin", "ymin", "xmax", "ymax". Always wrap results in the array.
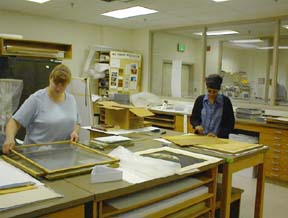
[{"xmin": 2, "ymin": 64, "xmax": 81, "ymax": 154}]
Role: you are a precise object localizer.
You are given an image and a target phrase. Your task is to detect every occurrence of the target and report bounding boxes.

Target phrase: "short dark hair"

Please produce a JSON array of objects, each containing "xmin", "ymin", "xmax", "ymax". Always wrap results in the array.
[{"xmin": 206, "ymin": 74, "xmax": 223, "ymax": 90}]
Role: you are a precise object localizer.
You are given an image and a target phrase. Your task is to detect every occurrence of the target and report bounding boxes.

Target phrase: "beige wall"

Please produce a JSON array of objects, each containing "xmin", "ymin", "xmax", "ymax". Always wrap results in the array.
[
  {"xmin": 151, "ymin": 32, "xmax": 202, "ymax": 96},
  {"xmin": 0, "ymin": 10, "xmax": 151, "ymax": 91}
]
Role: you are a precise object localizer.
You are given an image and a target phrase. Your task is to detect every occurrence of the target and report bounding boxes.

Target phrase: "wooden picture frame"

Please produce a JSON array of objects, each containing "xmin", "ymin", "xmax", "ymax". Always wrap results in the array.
[{"xmin": 2, "ymin": 140, "xmax": 119, "ymax": 180}]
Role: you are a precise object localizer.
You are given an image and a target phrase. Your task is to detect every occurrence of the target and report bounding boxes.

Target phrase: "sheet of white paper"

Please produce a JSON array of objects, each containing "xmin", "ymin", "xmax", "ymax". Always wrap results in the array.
[
  {"xmin": 0, "ymin": 159, "xmax": 43, "ymax": 189},
  {"xmin": 110, "ymin": 58, "xmax": 120, "ymax": 68},
  {"xmin": 133, "ymin": 126, "xmax": 160, "ymax": 133},
  {"xmin": 109, "ymin": 146, "xmax": 180, "ymax": 184},
  {"xmin": 106, "ymin": 129, "xmax": 134, "ymax": 135},
  {"xmin": 274, "ymin": 117, "xmax": 288, "ymax": 122},
  {"xmin": 94, "ymin": 135, "xmax": 132, "ymax": 143},
  {"xmin": 91, "ymin": 94, "xmax": 101, "ymax": 102},
  {"xmin": 153, "ymin": 138, "xmax": 172, "ymax": 144}
]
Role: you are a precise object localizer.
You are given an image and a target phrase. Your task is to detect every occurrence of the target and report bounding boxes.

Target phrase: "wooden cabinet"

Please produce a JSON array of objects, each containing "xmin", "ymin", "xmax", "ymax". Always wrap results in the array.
[
  {"xmin": 0, "ymin": 38, "xmax": 72, "ymax": 59},
  {"xmin": 235, "ymin": 121, "xmax": 288, "ymax": 182},
  {"xmin": 146, "ymin": 110, "xmax": 193, "ymax": 133},
  {"xmin": 259, "ymin": 129, "xmax": 288, "ymax": 181},
  {"xmin": 95, "ymin": 168, "xmax": 218, "ymax": 218},
  {"xmin": 144, "ymin": 112, "xmax": 175, "ymax": 129},
  {"xmin": 39, "ymin": 205, "xmax": 85, "ymax": 218}
]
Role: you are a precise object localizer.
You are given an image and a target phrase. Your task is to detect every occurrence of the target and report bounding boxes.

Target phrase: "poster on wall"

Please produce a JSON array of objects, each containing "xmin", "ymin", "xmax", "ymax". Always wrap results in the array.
[
  {"xmin": 110, "ymin": 58, "xmax": 120, "ymax": 68},
  {"xmin": 110, "ymin": 68, "xmax": 119, "ymax": 89},
  {"xmin": 126, "ymin": 63, "xmax": 138, "ymax": 75},
  {"xmin": 110, "ymin": 51, "xmax": 142, "ymax": 93},
  {"xmin": 130, "ymin": 75, "xmax": 137, "ymax": 90},
  {"xmin": 124, "ymin": 76, "xmax": 130, "ymax": 91}
]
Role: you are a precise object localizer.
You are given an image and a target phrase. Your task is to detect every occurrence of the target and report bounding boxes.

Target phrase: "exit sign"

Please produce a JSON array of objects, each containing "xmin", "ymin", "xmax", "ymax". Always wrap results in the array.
[{"xmin": 177, "ymin": 43, "xmax": 185, "ymax": 52}]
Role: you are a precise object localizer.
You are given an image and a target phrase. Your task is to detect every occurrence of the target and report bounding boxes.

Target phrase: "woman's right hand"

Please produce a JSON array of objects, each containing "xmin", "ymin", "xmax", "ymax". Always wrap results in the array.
[
  {"xmin": 195, "ymin": 125, "xmax": 204, "ymax": 135},
  {"xmin": 2, "ymin": 138, "xmax": 15, "ymax": 154}
]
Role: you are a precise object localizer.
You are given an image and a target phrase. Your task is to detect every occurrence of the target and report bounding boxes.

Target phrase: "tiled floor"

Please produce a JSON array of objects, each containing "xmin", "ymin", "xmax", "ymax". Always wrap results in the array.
[{"xmin": 232, "ymin": 168, "xmax": 288, "ymax": 218}]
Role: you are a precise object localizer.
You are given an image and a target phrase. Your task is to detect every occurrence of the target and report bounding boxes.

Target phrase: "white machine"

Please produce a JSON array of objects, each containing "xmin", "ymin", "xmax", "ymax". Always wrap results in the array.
[{"xmin": 0, "ymin": 79, "xmax": 23, "ymax": 133}]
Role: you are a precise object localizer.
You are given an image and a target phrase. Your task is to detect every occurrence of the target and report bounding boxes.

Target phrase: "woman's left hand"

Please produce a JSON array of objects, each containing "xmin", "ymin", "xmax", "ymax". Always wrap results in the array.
[{"xmin": 70, "ymin": 131, "xmax": 79, "ymax": 142}]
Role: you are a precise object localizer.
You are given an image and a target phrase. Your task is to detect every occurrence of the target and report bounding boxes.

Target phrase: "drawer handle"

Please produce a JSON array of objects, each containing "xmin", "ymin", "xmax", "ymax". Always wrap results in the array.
[
  {"xmin": 272, "ymin": 168, "xmax": 280, "ymax": 171},
  {"xmin": 274, "ymin": 137, "xmax": 281, "ymax": 140},
  {"xmin": 273, "ymin": 149, "xmax": 281, "ymax": 153},
  {"xmin": 272, "ymin": 156, "xmax": 280, "ymax": 159},
  {"xmin": 275, "ymin": 131, "xmax": 283, "ymax": 134},
  {"xmin": 273, "ymin": 144, "xmax": 281, "ymax": 146},
  {"xmin": 271, "ymin": 173, "xmax": 279, "ymax": 177},
  {"xmin": 272, "ymin": 161, "xmax": 280, "ymax": 164}
]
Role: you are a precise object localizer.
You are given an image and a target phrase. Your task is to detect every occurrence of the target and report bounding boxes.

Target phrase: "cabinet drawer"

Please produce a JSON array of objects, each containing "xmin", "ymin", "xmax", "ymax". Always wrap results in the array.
[
  {"xmin": 265, "ymin": 163, "xmax": 282, "ymax": 172},
  {"xmin": 265, "ymin": 171, "xmax": 281, "ymax": 178},
  {"xmin": 280, "ymin": 175, "xmax": 288, "ymax": 181},
  {"xmin": 272, "ymin": 129, "xmax": 288, "ymax": 136},
  {"xmin": 265, "ymin": 153, "xmax": 281, "ymax": 161},
  {"xmin": 260, "ymin": 135, "xmax": 288, "ymax": 146}
]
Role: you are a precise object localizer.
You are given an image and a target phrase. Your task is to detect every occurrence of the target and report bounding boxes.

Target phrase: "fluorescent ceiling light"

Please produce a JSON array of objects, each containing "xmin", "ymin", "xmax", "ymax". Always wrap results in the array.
[
  {"xmin": 25, "ymin": 0, "xmax": 51, "ymax": 3},
  {"xmin": 0, "ymin": 33, "xmax": 23, "ymax": 39},
  {"xmin": 212, "ymin": 0, "xmax": 230, "ymax": 2},
  {"xmin": 232, "ymin": 44, "xmax": 258, "ymax": 49},
  {"xmin": 194, "ymin": 30, "xmax": 238, "ymax": 36},
  {"xmin": 257, "ymin": 46, "xmax": 288, "ymax": 50},
  {"xmin": 282, "ymin": 25, "xmax": 288, "ymax": 29},
  {"xmin": 230, "ymin": 39, "xmax": 263, "ymax": 43},
  {"xmin": 102, "ymin": 6, "xmax": 158, "ymax": 19}
]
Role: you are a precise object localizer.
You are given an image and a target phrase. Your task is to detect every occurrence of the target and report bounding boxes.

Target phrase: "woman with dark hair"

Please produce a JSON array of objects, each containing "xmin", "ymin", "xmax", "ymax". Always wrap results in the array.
[{"xmin": 190, "ymin": 74, "xmax": 235, "ymax": 138}]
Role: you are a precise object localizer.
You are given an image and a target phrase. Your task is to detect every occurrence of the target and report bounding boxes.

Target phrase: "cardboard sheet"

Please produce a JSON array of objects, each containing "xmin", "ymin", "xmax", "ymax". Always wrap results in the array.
[
  {"xmin": 0, "ymin": 184, "xmax": 36, "ymax": 195},
  {"xmin": 0, "ymin": 186, "xmax": 62, "ymax": 211},
  {"xmin": 195, "ymin": 140, "xmax": 263, "ymax": 154},
  {"xmin": 163, "ymin": 134, "xmax": 263, "ymax": 154},
  {"xmin": 163, "ymin": 134, "xmax": 228, "ymax": 146},
  {"xmin": 266, "ymin": 117, "xmax": 288, "ymax": 124},
  {"xmin": 129, "ymin": 108, "xmax": 154, "ymax": 117}
]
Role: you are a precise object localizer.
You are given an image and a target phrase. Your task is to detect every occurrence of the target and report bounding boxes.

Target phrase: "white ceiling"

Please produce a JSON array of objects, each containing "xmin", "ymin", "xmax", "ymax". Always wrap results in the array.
[{"xmin": 1, "ymin": 0, "xmax": 288, "ymax": 36}]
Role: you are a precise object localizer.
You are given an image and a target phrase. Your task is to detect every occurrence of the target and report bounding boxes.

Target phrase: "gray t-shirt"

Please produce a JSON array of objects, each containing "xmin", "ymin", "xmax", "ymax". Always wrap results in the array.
[{"xmin": 13, "ymin": 88, "xmax": 81, "ymax": 144}]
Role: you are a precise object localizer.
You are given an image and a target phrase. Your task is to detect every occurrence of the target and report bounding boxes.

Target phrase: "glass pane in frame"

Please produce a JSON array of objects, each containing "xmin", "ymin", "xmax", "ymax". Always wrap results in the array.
[
  {"xmin": 10, "ymin": 141, "xmax": 118, "ymax": 174},
  {"xmin": 205, "ymin": 21, "xmax": 276, "ymax": 104},
  {"xmin": 277, "ymin": 18, "xmax": 288, "ymax": 105}
]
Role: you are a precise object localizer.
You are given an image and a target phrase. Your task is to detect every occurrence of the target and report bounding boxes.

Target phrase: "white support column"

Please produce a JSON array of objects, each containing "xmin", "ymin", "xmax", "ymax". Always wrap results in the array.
[{"xmin": 201, "ymin": 27, "xmax": 207, "ymax": 94}]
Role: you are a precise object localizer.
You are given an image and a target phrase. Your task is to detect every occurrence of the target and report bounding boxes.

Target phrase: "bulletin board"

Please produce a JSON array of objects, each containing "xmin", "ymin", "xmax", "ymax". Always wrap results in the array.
[{"xmin": 109, "ymin": 51, "xmax": 142, "ymax": 94}]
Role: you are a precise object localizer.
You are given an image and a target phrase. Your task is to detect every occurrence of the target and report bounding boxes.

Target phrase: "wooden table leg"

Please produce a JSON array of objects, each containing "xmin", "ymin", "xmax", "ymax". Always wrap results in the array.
[
  {"xmin": 254, "ymin": 163, "xmax": 265, "ymax": 218},
  {"xmin": 221, "ymin": 163, "xmax": 232, "ymax": 218},
  {"xmin": 209, "ymin": 167, "xmax": 218, "ymax": 218}
]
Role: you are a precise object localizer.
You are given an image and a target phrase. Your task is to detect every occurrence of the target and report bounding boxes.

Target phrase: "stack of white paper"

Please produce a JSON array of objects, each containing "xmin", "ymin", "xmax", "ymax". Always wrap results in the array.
[
  {"xmin": 0, "ymin": 159, "xmax": 62, "ymax": 211},
  {"xmin": 94, "ymin": 135, "xmax": 132, "ymax": 143},
  {"xmin": 90, "ymin": 135, "xmax": 133, "ymax": 149},
  {"xmin": 0, "ymin": 159, "xmax": 43, "ymax": 189}
]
